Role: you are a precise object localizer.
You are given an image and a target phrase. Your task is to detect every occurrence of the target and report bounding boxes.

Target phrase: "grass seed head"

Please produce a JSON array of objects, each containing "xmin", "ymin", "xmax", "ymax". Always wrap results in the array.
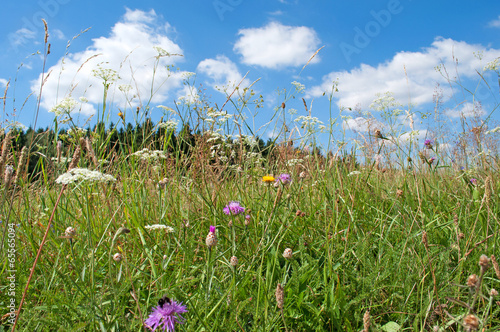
[
  {"xmin": 275, "ymin": 283, "xmax": 284, "ymax": 309},
  {"xmin": 4, "ymin": 165, "xmax": 14, "ymax": 188},
  {"xmin": 363, "ymin": 310, "xmax": 370, "ymax": 332},
  {"xmin": 422, "ymin": 231, "xmax": 429, "ymax": 249},
  {"xmin": 490, "ymin": 255, "xmax": 500, "ymax": 279},
  {"xmin": 14, "ymin": 146, "xmax": 27, "ymax": 183}
]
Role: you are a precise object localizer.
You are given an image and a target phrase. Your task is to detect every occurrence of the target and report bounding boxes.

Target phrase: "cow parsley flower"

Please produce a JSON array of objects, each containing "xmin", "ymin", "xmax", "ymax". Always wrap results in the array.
[
  {"xmin": 144, "ymin": 224, "xmax": 175, "ymax": 233},
  {"xmin": 55, "ymin": 168, "xmax": 116, "ymax": 184}
]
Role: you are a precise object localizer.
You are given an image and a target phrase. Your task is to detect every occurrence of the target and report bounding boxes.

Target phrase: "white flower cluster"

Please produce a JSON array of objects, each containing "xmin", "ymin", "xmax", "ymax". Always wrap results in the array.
[
  {"xmin": 51, "ymin": 157, "xmax": 71, "ymax": 164},
  {"xmin": 181, "ymin": 72, "xmax": 196, "ymax": 79},
  {"xmin": 205, "ymin": 108, "xmax": 233, "ymax": 124},
  {"xmin": 294, "ymin": 116, "xmax": 326, "ymax": 132},
  {"xmin": 156, "ymin": 105, "xmax": 177, "ymax": 115},
  {"xmin": 286, "ymin": 158, "xmax": 303, "ymax": 167},
  {"xmin": 245, "ymin": 152, "xmax": 266, "ymax": 164},
  {"xmin": 92, "ymin": 66, "xmax": 118, "ymax": 82},
  {"xmin": 50, "ymin": 97, "xmax": 77, "ymax": 116},
  {"xmin": 241, "ymin": 135, "xmax": 258, "ymax": 149},
  {"xmin": 130, "ymin": 148, "xmax": 167, "ymax": 161},
  {"xmin": 118, "ymin": 84, "xmax": 133, "ymax": 93},
  {"xmin": 348, "ymin": 171, "xmax": 361, "ymax": 177},
  {"xmin": 370, "ymin": 92, "xmax": 401, "ymax": 111},
  {"xmin": 55, "ymin": 168, "xmax": 116, "ymax": 184},
  {"xmin": 484, "ymin": 57, "xmax": 499, "ymax": 72},
  {"xmin": 486, "ymin": 126, "xmax": 500, "ymax": 134},
  {"xmin": 291, "ymin": 81, "xmax": 305, "ymax": 94},
  {"xmin": 144, "ymin": 224, "xmax": 175, "ymax": 233},
  {"xmin": 67, "ymin": 127, "xmax": 86, "ymax": 138},
  {"xmin": 157, "ymin": 120, "xmax": 178, "ymax": 131}
]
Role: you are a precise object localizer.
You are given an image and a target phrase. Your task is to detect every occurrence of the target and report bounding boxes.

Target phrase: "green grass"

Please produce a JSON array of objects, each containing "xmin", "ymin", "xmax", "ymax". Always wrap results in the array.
[{"xmin": 1, "ymin": 143, "xmax": 499, "ymax": 331}]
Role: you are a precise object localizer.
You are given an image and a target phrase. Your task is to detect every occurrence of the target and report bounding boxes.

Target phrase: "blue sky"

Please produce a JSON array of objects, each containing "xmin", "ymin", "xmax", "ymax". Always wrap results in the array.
[{"xmin": 1, "ymin": 0, "xmax": 500, "ymax": 150}]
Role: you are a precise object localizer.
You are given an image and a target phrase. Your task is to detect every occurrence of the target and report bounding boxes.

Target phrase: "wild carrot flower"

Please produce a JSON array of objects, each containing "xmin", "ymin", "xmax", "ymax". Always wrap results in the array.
[
  {"xmin": 223, "ymin": 201, "xmax": 245, "ymax": 216},
  {"xmin": 262, "ymin": 175, "xmax": 275, "ymax": 183},
  {"xmin": 55, "ymin": 168, "xmax": 116, "ymax": 184},
  {"xmin": 144, "ymin": 297, "xmax": 187, "ymax": 332},
  {"xmin": 145, "ymin": 224, "xmax": 175, "ymax": 233}
]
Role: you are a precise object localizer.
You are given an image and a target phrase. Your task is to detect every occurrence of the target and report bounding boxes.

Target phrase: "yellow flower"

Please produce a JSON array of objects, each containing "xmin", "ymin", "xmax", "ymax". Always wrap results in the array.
[
  {"xmin": 262, "ymin": 175, "xmax": 275, "ymax": 183},
  {"xmin": 118, "ymin": 112, "xmax": 124, "ymax": 120}
]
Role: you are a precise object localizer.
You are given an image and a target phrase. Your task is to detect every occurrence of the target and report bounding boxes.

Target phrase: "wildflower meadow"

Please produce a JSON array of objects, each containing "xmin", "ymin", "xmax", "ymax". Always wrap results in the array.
[{"xmin": 1, "ymin": 21, "xmax": 500, "ymax": 332}]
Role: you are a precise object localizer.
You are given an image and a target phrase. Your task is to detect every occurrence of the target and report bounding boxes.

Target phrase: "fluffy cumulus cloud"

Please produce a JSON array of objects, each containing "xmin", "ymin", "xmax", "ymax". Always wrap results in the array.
[
  {"xmin": 488, "ymin": 15, "xmax": 500, "ymax": 28},
  {"xmin": 31, "ymin": 8, "xmax": 186, "ymax": 117},
  {"xmin": 309, "ymin": 37, "xmax": 500, "ymax": 110},
  {"xmin": 0, "ymin": 78, "xmax": 8, "ymax": 88},
  {"xmin": 197, "ymin": 55, "xmax": 248, "ymax": 89},
  {"xmin": 234, "ymin": 22, "xmax": 321, "ymax": 69},
  {"xmin": 343, "ymin": 116, "xmax": 384, "ymax": 133},
  {"xmin": 445, "ymin": 102, "xmax": 486, "ymax": 118}
]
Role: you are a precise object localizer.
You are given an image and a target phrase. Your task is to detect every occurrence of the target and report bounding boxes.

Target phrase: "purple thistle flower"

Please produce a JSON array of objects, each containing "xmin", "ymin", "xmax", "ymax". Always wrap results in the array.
[
  {"xmin": 209, "ymin": 225, "xmax": 216, "ymax": 233},
  {"xmin": 424, "ymin": 139, "xmax": 433, "ymax": 149},
  {"xmin": 470, "ymin": 178, "xmax": 477, "ymax": 185},
  {"xmin": 144, "ymin": 298, "xmax": 187, "ymax": 332},
  {"xmin": 276, "ymin": 173, "xmax": 292, "ymax": 185},
  {"xmin": 223, "ymin": 201, "xmax": 245, "ymax": 216}
]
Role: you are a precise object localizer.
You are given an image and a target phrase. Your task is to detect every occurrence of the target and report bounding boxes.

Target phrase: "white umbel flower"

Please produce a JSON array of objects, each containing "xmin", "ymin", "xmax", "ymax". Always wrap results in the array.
[
  {"xmin": 55, "ymin": 168, "xmax": 116, "ymax": 184},
  {"xmin": 144, "ymin": 224, "xmax": 174, "ymax": 233}
]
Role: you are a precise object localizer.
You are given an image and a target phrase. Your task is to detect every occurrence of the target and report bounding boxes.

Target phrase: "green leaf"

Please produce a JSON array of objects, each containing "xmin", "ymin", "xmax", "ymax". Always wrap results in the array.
[{"xmin": 381, "ymin": 321, "xmax": 401, "ymax": 332}]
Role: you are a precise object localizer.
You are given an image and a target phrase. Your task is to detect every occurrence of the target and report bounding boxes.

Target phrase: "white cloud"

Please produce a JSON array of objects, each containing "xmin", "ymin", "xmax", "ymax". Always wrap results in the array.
[
  {"xmin": 0, "ymin": 78, "xmax": 8, "ymax": 88},
  {"xmin": 31, "ymin": 8, "xmax": 186, "ymax": 117},
  {"xmin": 488, "ymin": 15, "xmax": 500, "ymax": 28},
  {"xmin": 234, "ymin": 22, "xmax": 321, "ymax": 69},
  {"xmin": 398, "ymin": 129, "xmax": 427, "ymax": 143},
  {"xmin": 9, "ymin": 28, "xmax": 36, "ymax": 47},
  {"xmin": 342, "ymin": 116, "xmax": 383, "ymax": 133},
  {"xmin": 197, "ymin": 55, "xmax": 249, "ymax": 89},
  {"xmin": 52, "ymin": 29, "xmax": 66, "ymax": 40},
  {"xmin": 309, "ymin": 37, "xmax": 500, "ymax": 110},
  {"xmin": 445, "ymin": 102, "xmax": 486, "ymax": 118}
]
